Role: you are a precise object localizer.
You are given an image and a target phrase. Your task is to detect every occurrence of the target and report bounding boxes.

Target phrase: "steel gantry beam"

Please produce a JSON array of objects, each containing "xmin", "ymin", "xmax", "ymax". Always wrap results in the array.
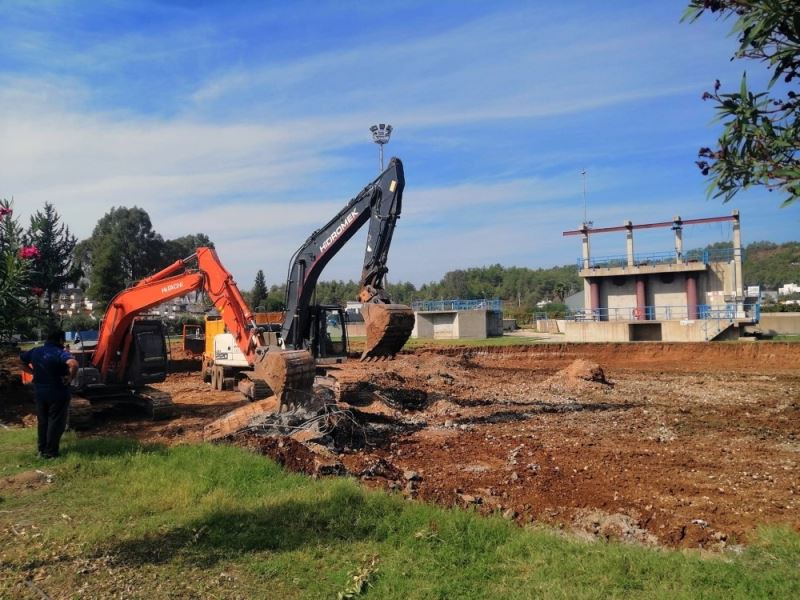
[{"xmin": 563, "ymin": 214, "xmax": 738, "ymax": 237}]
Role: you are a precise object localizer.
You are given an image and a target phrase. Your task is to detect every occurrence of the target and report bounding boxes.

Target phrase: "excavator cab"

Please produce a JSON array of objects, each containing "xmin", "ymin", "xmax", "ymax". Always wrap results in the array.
[
  {"xmin": 309, "ymin": 305, "xmax": 348, "ymax": 364},
  {"xmin": 125, "ymin": 320, "xmax": 169, "ymax": 387}
]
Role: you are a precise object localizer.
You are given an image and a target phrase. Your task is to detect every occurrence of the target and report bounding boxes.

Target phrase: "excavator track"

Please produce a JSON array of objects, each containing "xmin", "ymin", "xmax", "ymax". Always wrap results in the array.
[
  {"xmin": 137, "ymin": 386, "xmax": 176, "ymax": 421},
  {"xmin": 67, "ymin": 398, "xmax": 94, "ymax": 430},
  {"xmin": 238, "ymin": 376, "xmax": 270, "ymax": 402},
  {"xmin": 360, "ymin": 303, "xmax": 415, "ymax": 360}
]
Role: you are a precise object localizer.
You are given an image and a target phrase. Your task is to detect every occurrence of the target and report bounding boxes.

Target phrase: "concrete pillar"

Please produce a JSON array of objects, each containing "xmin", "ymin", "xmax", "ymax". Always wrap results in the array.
[
  {"xmin": 732, "ymin": 209, "xmax": 743, "ymax": 300},
  {"xmin": 589, "ymin": 278, "xmax": 600, "ymax": 319},
  {"xmin": 581, "ymin": 229, "xmax": 590, "ymax": 269},
  {"xmin": 635, "ymin": 277, "xmax": 647, "ymax": 320},
  {"xmin": 686, "ymin": 273, "xmax": 698, "ymax": 320},
  {"xmin": 673, "ymin": 216, "xmax": 683, "ymax": 263},
  {"xmin": 581, "ymin": 227, "xmax": 592, "ymax": 318},
  {"xmin": 625, "ymin": 221, "xmax": 634, "ymax": 267}
]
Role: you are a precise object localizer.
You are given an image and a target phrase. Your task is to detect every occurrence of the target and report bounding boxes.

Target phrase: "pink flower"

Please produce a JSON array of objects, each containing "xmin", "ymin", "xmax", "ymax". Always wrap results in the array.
[
  {"xmin": 0, "ymin": 207, "xmax": 12, "ymax": 218},
  {"xmin": 31, "ymin": 286, "xmax": 44, "ymax": 297},
  {"xmin": 19, "ymin": 246, "xmax": 40, "ymax": 260}
]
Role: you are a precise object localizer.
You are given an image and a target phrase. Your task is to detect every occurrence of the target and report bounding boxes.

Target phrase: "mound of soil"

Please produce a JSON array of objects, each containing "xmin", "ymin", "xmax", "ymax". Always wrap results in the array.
[{"xmin": 0, "ymin": 470, "xmax": 54, "ymax": 494}]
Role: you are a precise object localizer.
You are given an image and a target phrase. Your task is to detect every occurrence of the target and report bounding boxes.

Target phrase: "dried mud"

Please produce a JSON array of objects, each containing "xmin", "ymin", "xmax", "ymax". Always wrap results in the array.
[{"xmin": 2, "ymin": 342, "xmax": 799, "ymax": 550}]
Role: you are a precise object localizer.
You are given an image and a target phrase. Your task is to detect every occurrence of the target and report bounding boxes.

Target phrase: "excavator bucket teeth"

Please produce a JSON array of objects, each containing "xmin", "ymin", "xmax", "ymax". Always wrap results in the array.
[
  {"xmin": 360, "ymin": 303, "xmax": 415, "ymax": 361},
  {"xmin": 254, "ymin": 349, "xmax": 316, "ymax": 410}
]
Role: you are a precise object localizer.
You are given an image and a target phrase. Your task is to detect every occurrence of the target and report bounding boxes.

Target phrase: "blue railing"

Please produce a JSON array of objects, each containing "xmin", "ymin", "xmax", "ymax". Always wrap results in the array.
[
  {"xmin": 577, "ymin": 247, "xmax": 737, "ymax": 270},
  {"xmin": 565, "ymin": 303, "xmax": 759, "ymax": 323},
  {"xmin": 412, "ymin": 298, "xmax": 502, "ymax": 312}
]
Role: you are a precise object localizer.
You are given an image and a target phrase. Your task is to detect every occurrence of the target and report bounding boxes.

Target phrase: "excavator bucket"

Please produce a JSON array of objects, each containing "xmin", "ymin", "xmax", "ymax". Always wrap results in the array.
[
  {"xmin": 254, "ymin": 349, "xmax": 316, "ymax": 410},
  {"xmin": 360, "ymin": 303, "xmax": 415, "ymax": 360}
]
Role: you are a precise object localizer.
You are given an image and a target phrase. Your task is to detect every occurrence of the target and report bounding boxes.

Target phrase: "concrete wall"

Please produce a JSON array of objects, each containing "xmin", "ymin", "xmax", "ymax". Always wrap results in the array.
[
  {"xmin": 412, "ymin": 309, "xmax": 498, "ymax": 339},
  {"xmin": 345, "ymin": 322, "xmax": 366, "ymax": 338},
  {"xmin": 536, "ymin": 319, "xmax": 560, "ymax": 333},
  {"xmin": 648, "ymin": 273, "xmax": 687, "ymax": 311},
  {"xmin": 565, "ymin": 319, "xmax": 737, "ymax": 342},
  {"xmin": 750, "ymin": 313, "xmax": 800, "ymax": 335},
  {"xmin": 430, "ymin": 313, "xmax": 456, "ymax": 338},
  {"xmin": 564, "ymin": 321, "xmax": 631, "ymax": 342},
  {"xmin": 602, "ymin": 278, "xmax": 636, "ymax": 313},
  {"xmin": 660, "ymin": 320, "xmax": 720, "ymax": 342},
  {"xmin": 581, "ymin": 260, "xmax": 736, "ymax": 316},
  {"xmin": 411, "ymin": 313, "xmax": 434, "ymax": 338},
  {"xmin": 456, "ymin": 310, "xmax": 488, "ymax": 338},
  {"xmin": 703, "ymin": 261, "xmax": 729, "ymax": 306}
]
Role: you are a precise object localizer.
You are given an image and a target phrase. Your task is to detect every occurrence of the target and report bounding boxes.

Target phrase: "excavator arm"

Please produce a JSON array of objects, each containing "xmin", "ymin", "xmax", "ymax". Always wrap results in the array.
[
  {"xmin": 282, "ymin": 157, "xmax": 413, "ymax": 359},
  {"xmin": 93, "ymin": 270, "xmax": 207, "ymax": 383},
  {"xmin": 94, "ymin": 247, "xmax": 312, "ymax": 404}
]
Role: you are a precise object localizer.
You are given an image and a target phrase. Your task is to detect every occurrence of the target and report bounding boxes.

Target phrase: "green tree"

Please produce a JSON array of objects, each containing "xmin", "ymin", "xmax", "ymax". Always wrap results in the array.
[
  {"xmin": 24, "ymin": 202, "xmax": 78, "ymax": 316},
  {"xmin": 684, "ymin": 0, "xmax": 800, "ymax": 206},
  {"xmin": 60, "ymin": 313, "xmax": 97, "ymax": 333},
  {"xmin": 162, "ymin": 233, "xmax": 214, "ymax": 265},
  {"xmin": 76, "ymin": 207, "xmax": 165, "ymax": 305},
  {"xmin": 265, "ymin": 284, "xmax": 287, "ymax": 311},
  {"xmin": 0, "ymin": 200, "xmax": 35, "ymax": 340},
  {"xmin": 250, "ymin": 269, "xmax": 268, "ymax": 310}
]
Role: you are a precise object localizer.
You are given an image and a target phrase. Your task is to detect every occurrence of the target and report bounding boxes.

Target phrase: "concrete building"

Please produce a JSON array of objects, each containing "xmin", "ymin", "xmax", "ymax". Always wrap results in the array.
[
  {"xmin": 562, "ymin": 211, "xmax": 759, "ymax": 342},
  {"xmin": 411, "ymin": 299, "xmax": 503, "ymax": 340},
  {"xmin": 55, "ymin": 287, "xmax": 95, "ymax": 316}
]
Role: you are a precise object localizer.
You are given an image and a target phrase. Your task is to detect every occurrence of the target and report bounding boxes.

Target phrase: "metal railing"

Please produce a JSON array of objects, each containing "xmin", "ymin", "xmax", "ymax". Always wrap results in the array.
[
  {"xmin": 566, "ymin": 303, "xmax": 759, "ymax": 323},
  {"xmin": 577, "ymin": 247, "xmax": 737, "ymax": 270},
  {"xmin": 412, "ymin": 298, "xmax": 502, "ymax": 312}
]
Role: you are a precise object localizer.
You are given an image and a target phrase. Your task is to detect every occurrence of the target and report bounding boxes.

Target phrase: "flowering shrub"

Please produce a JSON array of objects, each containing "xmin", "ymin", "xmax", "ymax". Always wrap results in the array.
[
  {"xmin": 0, "ymin": 207, "xmax": 12, "ymax": 218},
  {"xmin": 19, "ymin": 245, "xmax": 40, "ymax": 260}
]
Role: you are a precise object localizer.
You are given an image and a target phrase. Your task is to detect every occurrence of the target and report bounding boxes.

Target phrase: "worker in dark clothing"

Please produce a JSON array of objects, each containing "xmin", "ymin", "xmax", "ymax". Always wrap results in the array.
[{"xmin": 20, "ymin": 329, "xmax": 79, "ymax": 459}]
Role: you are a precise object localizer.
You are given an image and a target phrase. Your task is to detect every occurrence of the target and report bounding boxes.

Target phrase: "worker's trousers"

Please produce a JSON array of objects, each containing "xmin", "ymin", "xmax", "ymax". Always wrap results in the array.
[{"xmin": 34, "ymin": 386, "xmax": 70, "ymax": 458}]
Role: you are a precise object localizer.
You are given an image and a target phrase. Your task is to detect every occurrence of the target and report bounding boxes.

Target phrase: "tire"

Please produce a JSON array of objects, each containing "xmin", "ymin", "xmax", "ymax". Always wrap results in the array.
[
  {"xmin": 67, "ymin": 398, "xmax": 93, "ymax": 430},
  {"xmin": 214, "ymin": 366, "xmax": 224, "ymax": 391}
]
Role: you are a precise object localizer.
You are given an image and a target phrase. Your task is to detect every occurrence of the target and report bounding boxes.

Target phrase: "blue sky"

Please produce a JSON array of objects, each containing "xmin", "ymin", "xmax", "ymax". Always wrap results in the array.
[{"xmin": 1, "ymin": 1, "xmax": 796, "ymax": 287}]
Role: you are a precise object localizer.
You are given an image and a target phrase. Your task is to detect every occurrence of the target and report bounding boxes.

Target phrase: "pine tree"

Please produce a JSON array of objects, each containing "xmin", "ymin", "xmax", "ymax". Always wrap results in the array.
[
  {"xmin": 25, "ymin": 202, "xmax": 78, "ymax": 315},
  {"xmin": 251, "ymin": 269, "xmax": 268, "ymax": 310},
  {"xmin": 0, "ymin": 199, "xmax": 34, "ymax": 340}
]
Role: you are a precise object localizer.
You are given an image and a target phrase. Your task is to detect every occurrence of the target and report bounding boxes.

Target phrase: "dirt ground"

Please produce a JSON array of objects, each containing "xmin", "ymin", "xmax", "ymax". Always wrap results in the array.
[{"xmin": 3, "ymin": 342, "xmax": 799, "ymax": 550}]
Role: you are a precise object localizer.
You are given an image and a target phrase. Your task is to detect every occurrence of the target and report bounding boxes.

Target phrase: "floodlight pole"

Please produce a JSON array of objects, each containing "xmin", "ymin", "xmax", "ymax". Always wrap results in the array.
[
  {"xmin": 370, "ymin": 124, "xmax": 393, "ymax": 171},
  {"xmin": 581, "ymin": 168, "xmax": 588, "ymax": 226}
]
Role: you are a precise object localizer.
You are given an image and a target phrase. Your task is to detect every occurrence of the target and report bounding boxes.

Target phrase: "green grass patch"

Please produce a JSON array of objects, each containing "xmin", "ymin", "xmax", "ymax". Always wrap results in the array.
[
  {"xmin": 1, "ymin": 428, "xmax": 798, "ymax": 598},
  {"xmin": 403, "ymin": 334, "xmax": 548, "ymax": 348},
  {"xmin": 768, "ymin": 335, "xmax": 800, "ymax": 342}
]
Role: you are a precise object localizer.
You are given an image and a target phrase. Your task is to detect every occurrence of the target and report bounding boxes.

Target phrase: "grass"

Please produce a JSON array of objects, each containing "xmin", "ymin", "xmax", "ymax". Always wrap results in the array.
[
  {"xmin": 768, "ymin": 335, "xmax": 800, "ymax": 342},
  {"xmin": 1, "ymin": 429, "xmax": 799, "ymax": 599},
  {"xmin": 403, "ymin": 334, "xmax": 548, "ymax": 348}
]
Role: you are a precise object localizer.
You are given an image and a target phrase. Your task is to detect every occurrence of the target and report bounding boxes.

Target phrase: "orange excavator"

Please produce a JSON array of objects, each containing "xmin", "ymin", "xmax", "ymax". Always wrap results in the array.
[
  {"xmin": 50, "ymin": 246, "xmax": 306, "ymax": 425},
  {"xmin": 42, "ymin": 158, "xmax": 413, "ymax": 426}
]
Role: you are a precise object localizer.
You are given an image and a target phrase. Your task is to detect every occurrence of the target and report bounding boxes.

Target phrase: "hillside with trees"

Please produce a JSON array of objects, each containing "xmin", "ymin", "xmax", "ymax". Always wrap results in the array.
[
  {"xmin": 693, "ymin": 241, "xmax": 800, "ymax": 289},
  {"xmin": 741, "ymin": 242, "xmax": 800, "ymax": 289}
]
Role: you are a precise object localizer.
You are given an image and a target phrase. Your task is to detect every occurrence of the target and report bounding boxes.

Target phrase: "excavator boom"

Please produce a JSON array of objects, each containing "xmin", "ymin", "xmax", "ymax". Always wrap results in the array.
[{"xmin": 282, "ymin": 157, "xmax": 413, "ymax": 361}]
